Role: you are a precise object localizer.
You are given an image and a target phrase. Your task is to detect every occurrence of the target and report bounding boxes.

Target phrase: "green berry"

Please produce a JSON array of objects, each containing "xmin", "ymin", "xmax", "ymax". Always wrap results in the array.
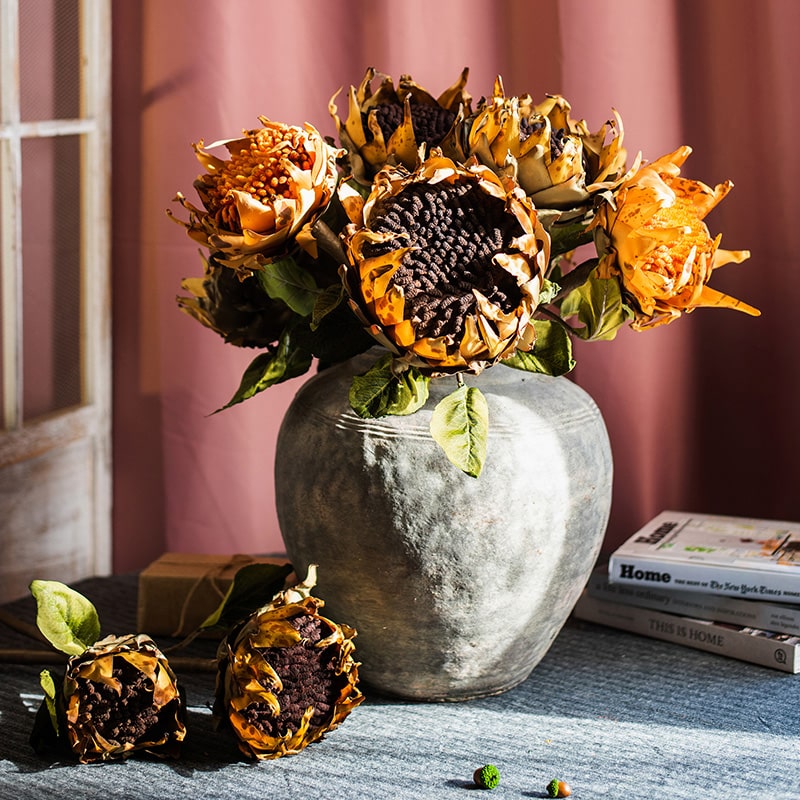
[{"xmin": 473, "ymin": 763, "xmax": 501, "ymax": 790}]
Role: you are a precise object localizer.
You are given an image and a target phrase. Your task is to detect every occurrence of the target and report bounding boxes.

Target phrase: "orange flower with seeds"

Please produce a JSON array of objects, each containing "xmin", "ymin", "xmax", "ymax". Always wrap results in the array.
[
  {"xmin": 340, "ymin": 151, "xmax": 549, "ymax": 375},
  {"xmin": 170, "ymin": 117, "xmax": 341, "ymax": 273},
  {"xmin": 594, "ymin": 146, "xmax": 759, "ymax": 329}
]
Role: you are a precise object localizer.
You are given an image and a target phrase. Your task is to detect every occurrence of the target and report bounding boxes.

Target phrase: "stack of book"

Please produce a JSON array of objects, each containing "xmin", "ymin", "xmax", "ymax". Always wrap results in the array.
[{"xmin": 573, "ymin": 510, "xmax": 800, "ymax": 673}]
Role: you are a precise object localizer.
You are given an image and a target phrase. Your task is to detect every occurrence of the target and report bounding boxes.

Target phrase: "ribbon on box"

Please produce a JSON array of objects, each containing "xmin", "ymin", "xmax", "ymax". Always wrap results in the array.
[{"xmin": 171, "ymin": 553, "xmax": 258, "ymax": 638}]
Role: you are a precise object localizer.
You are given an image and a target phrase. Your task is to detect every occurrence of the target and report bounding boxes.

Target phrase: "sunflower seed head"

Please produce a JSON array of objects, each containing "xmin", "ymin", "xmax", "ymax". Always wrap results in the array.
[{"xmin": 364, "ymin": 180, "xmax": 524, "ymax": 340}]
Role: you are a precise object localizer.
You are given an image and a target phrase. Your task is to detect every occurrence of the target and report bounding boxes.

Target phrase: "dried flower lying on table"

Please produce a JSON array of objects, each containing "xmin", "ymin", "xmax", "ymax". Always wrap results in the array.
[
  {"xmin": 28, "ymin": 580, "xmax": 186, "ymax": 763},
  {"xmin": 213, "ymin": 565, "xmax": 364, "ymax": 760}
]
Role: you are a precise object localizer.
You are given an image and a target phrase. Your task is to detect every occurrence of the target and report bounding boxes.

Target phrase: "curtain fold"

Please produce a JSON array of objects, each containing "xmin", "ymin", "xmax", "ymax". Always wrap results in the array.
[{"xmin": 111, "ymin": 0, "xmax": 799, "ymax": 570}]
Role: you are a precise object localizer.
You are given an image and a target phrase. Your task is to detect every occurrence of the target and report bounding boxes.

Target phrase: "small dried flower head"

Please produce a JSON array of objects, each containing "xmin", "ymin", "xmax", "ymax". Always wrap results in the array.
[
  {"xmin": 178, "ymin": 253, "xmax": 294, "ymax": 348},
  {"xmin": 340, "ymin": 151, "xmax": 549, "ymax": 376},
  {"xmin": 214, "ymin": 570, "xmax": 363, "ymax": 760},
  {"xmin": 466, "ymin": 76, "xmax": 635, "ymax": 209},
  {"xmin": 61, "ymin": 634, "xmax": 186, "ymax": 763},
  {"xmin": 473, "ymin": 763, "xmax": 501, "ymax": 790},
  {"xmin": 330, "ymin": 68, "xmax": 471, "ymax": 184},
  {"xmin": 594, "ymin": 146, "xmax": 759, "ymax": 329},
  {"xmin": 170, "ymin": 118, "xmax": 341, "ymax": 272}
]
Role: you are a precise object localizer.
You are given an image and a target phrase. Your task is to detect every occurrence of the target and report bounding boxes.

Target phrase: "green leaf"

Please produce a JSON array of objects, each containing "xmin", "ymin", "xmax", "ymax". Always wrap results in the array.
[
  {"xmin": 538, "ymin": 278, "xmax": 560, "ymax": 306},
  {"xmin": 430, "ymin": 384, "xmax": 488, "ymax": 478},
  {"xmin": 30, "ymin": 686, "xmax": 61, "ymax": 755},
  {"xmin": 311, "ymin": 284, "xmax": 344, "ymax": 330},
  {"xmin": 349, "ymin": 354, "xmax": 430, "ymax": 418},
  {"xmin": 561, "ymin": 275, "xmax": 632, "ymax": 341},
  {"xmin": 504, "ymin": 320, "xmax": 576, "ymax": 376},
  {"xmin": 295, "ymin": 299, "xmax": 376, "ymax": 367},
  {"xmin": 255, "ymin": 255, "xmax": 318, "ymax": 317},
  {"xmin": 200, "ymin": 562, "xmax": 294, "ymax": 631},
  {"xmin": 538, "ymin": 207, "xmax": 596, "ymax": 258},
  {"xmin": 39, "ymin": 670, "xmax": 59, "ymax": 734},
  {"xmin": 29, "ymin": 580, "xmax": 100, "ymax": 656},
  {"xmin": 216, "ymin": 326, "xmax": 313, "ymax": 412}
]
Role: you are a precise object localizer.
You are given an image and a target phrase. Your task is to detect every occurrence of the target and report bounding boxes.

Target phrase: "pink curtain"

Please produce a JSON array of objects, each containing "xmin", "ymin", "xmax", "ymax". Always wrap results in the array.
[{"xmin": 111, "ymin": 0, "xmax": 800, "ymax": 571}]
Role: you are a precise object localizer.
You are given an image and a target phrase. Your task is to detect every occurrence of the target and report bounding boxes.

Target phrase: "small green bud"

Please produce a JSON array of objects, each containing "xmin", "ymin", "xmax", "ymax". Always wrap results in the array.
[{"xmin": 473, "ymin": 763, "xmax": 501, "ymax": 790}]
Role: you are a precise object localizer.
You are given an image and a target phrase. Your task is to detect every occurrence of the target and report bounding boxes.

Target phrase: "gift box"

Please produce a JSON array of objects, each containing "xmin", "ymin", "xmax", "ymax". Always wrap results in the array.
[{"xmin": 137, "ymin": 552, "xmax": 292, "ymax": 637}]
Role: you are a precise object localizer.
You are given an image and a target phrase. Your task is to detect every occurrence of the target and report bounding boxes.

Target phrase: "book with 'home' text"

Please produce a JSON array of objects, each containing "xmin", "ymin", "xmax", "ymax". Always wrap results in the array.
[{"xmin": 608, "ymin": 511, "xmax": 800, "ymax": 604}]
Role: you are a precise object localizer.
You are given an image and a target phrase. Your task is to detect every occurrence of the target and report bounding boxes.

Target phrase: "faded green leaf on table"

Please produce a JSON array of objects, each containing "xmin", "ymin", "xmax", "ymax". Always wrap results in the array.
[
  {"xmin": 39, "ymin": 669, "xmax": 59, "ymax": 733},
  {"xmin": 430, "ymin": 384, "xmax": 488, "ymax": 478},
  {"xmin": 29, "ymin": 580, "xmax": 100, "ymax": 656}
]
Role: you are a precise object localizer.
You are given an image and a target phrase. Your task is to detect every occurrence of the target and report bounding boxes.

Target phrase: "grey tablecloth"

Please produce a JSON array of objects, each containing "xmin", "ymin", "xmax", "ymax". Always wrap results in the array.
[{"xmin": 1, "ymin": 575, "xmax": 798, "ymax": 799}]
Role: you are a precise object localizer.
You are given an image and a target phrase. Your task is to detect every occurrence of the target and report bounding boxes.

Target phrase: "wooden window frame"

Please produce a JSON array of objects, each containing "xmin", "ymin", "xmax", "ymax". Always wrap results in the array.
[{"xmin": 0, "ymin": 0, "xmax": 112, "ymax": 589}]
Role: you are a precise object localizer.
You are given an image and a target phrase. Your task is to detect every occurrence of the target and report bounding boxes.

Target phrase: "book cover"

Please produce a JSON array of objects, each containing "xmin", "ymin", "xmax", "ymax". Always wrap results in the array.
[
  {"xmin": 572, "ymin": 590, "xmax": 800, "ymax": 674},
  {"xmin": 587, "ymin": 568, "xmax": 800, "ymax": 636},
  {"xmin": 608, "ymin": 510, "xmax": 800, "ymax": 603}
]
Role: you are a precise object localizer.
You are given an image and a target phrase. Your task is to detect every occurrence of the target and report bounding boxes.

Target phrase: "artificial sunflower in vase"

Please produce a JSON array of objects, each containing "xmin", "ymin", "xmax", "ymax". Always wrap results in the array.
[
  {"xmin": 170, "ymin": 67, "xmax": 756, "ymax": 478},
  {"xmin": 169, "ymin": 68, "xmax": 757, "ymax": 701}
]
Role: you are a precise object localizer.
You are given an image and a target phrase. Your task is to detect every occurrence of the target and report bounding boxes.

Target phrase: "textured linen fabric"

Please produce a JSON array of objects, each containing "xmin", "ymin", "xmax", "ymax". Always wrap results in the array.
[{"xmin": 1, "ymin": 575, "xmax": 798, "ymax": 800}]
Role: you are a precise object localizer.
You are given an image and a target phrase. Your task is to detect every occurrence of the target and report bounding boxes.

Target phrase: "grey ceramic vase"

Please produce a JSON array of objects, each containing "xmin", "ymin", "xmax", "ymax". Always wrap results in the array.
[{"xmin": 275, "ymin": 352, "xmax": 612, "ymax": 701}]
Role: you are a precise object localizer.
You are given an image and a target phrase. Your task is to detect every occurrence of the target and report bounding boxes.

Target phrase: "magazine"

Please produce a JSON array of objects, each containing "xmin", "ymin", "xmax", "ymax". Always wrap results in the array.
[
  {"xmin": 607, "ymin": 511, "xmax": 800, "ymax": 603},
  {"xmin": 587, "ymin": 568, "xmax": 800, "ymax": 636},
  {"xmin": 573, "ymin": 590, "xmax": 800, "ymax": 673}
]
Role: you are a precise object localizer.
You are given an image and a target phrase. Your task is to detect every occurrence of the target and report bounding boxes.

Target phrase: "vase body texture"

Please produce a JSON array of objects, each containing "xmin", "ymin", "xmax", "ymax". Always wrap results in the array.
[{"xmin": 275, "ymin": 353, "xmax": 612, "ymax": 701}]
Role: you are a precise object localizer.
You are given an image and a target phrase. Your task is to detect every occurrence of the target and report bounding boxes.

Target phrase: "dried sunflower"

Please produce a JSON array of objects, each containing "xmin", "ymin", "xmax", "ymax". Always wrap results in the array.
[
  {"xmin": 29, "ymin": 580, "xmax": 187, "ymax": 764},
  {"xmin": 214, "ymin": 567, "xmax": 363, "ymax": 760},
  {"xmin": 330, "ymin": 67, "xmax": 471, "ymax": 184},
  {"xmin": 49, "ymin": 634, "xmax": 186, "ymax": 763},
  {"xmin": 340, "ymin": 151, "xmax": 549, "ymax": 376},
  {"xmin": 466, "ymin": 76, "xmax": 634, "ymax": 209},
  {"xmin": 594, "ymin": 146, "xmax": 759, "ymax": 329},
  {"xmin": 169, "ymin": 118, "xmax": 341, "ymax": 273},
  {"xmin": 178, "ymin": 253, "xmax": 295, "ymax": 348}
]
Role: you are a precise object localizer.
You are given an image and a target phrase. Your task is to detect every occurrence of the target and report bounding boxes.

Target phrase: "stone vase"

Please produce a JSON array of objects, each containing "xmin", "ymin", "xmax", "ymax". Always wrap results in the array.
[{"xmin": 274, "ymin": 353, "xmax": 612, "ymax": 701}]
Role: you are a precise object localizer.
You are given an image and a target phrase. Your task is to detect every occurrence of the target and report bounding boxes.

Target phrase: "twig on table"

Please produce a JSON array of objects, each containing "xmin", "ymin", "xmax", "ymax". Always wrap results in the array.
[
  {"xmin": 0, "ymin": 608, "xmax": 48, "ymax": 644},
  {"xmin": 0, "ymin": 648, "xmax": 217, "ymax": 672}
]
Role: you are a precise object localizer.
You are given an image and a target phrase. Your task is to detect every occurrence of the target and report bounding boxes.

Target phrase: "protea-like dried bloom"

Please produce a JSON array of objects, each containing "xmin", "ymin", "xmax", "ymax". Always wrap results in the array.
[
  {"xmin": 170, "ymin": 118, "xmax": 341, "ymax": 272},
  {"xmin": 329, "ymin": 67, "xmax": 471, "ymax": 184},
  {"xmin": 340, "ymin": 151, "xmax": 549, "ymax": 375},
  {"xmin": 214, "ymin": 569, "xmax": 363, "ymax": 760},
  {"xmin": 178, "ymin": 253, "xmax": 294, "ymax": 348},
  {"xmin": 466, "ymin": 77, "xmax": 634, "ymax": 209},
  {"xmin": 60, "ymin": 634, "xmax": 186, "ymax": 763},
  {"xmin": 594, "ymin": 146, "xmax": 759, "ymax": 330}
]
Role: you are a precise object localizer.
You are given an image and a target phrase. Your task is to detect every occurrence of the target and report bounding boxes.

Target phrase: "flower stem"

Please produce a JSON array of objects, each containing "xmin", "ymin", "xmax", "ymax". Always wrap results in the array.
[
  {"xmin": 536, "ymin": 305, "xmax": 578, "ymax": 336},
  {"xmin": 552, "ymin": 258, "xmax": 598, "ymax": 302},
  {"xmin": 311, "ymin": 219, "xmax": 348, "ymax": 265}
]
